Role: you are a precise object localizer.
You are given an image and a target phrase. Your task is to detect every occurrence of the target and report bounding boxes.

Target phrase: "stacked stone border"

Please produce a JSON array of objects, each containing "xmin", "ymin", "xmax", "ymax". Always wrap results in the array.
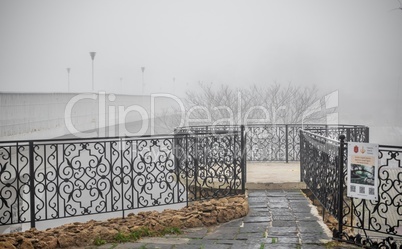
[{"xmin": 0, "ymin": 195, "xmax": 248, "ymax": 249}]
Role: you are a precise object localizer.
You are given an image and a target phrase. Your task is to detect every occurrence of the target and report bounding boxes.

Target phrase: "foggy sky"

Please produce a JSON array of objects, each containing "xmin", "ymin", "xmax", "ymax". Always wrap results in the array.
[{"xmin": 1, "ymin": 0, "xmax": 402, "ymax": 134}]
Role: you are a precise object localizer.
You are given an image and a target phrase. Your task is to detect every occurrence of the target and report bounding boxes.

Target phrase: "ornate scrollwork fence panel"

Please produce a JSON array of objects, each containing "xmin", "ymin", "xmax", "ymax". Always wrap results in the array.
[
  {"xmin": 300, "ymin": 130, "xmax": 342, "ymax": 219},
  {"xmin": 0, "ymin": 131, "xmax": 245, "ymax": 229},
  {"xmin": 338, "ymin": 145, "xmax": 402, "ymax": 248},
  {"xmin": 246, "ymin": 125, "xmax": 287, "ymax": 161},
  {"xmin": 0, "ymin": 142, "xmax": 31, "ymax": 228},
  {"xmin": 176, "ymin": 124, "xmax": 369, "ymax": 162},
  {"xmin": 175, "ymin": 131, "xmax": 245, "ymax": 202},
  {"xmin": 29, "ymin": 137, "xmax": 187, "ymax": 224},
  {"xmin": 306, "ymin": 125, "xmax": 369, "ymax": 143}
]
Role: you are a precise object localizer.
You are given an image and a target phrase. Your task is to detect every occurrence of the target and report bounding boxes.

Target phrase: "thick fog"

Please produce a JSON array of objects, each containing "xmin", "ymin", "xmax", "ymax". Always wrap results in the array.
[{"xmin": 1, "ymin": 0, "xmax": 402, "ymax": 144}]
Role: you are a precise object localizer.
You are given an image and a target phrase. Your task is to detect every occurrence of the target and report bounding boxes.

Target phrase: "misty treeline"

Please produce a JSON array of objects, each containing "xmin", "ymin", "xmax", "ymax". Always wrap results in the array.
[{"xmin": 158, "ymin": 83, "xmax": 335, "ymax": 131}]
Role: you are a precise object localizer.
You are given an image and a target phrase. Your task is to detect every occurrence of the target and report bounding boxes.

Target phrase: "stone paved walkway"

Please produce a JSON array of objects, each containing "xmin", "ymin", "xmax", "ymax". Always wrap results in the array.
[{"xmin": 94, "ymin": 190, "xmax": 339, "ymax": 249}]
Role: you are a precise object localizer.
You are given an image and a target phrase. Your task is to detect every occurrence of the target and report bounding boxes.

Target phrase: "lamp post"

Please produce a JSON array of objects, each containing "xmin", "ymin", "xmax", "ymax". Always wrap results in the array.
[
  {"xmin": 66, "ymin": 68, "xmax": 71, "ymax": 92},
  {"xmin": 89, "ymin": 52, "xmax": 96, "ymax": 91},
  {"xmin": 141, "ymin": 66, "xmax": 145, "ymax": 94}
]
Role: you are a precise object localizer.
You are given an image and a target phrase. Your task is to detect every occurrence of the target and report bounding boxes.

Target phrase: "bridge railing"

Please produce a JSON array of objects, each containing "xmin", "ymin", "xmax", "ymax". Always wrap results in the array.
[{"xmin": 0, "ymin": 130, "xmax": 246, "ymax": 230}]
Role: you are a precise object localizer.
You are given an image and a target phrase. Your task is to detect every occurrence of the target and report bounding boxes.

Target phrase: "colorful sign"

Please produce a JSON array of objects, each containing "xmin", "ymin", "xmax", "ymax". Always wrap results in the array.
[{"xmin": 347, "ymin": 142, "xmax": 379, "ymax": 200}]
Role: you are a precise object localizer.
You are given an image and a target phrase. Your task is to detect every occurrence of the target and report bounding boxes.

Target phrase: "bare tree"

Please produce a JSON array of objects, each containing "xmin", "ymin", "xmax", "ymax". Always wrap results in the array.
[
  {"xmin": 184, "ymin": 82, "xmax": 331, "ymax": 125},
  {"xmin": 155, "ymin": 82, "xmax": 336, "ymax": 133},
  {"xmin": 185, "ymin": 83, "xmax": 256, "ymax": 125}
]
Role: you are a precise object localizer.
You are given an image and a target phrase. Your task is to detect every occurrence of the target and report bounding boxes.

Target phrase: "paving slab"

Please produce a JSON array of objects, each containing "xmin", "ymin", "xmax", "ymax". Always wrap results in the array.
[{"xmin": 81, "ymin": 189, "xmax": 355, "ymax": 249}]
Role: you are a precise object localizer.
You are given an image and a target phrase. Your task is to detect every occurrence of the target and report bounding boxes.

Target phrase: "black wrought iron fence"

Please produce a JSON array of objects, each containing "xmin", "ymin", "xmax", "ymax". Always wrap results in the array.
[
  {"xmin": 300, "ymin": 130, "xmax": 402, "ymax": 248},
  {"xmin": 0, "ymin": 131, "xmax": 245, "ymax": 230},
  {"xmin": 305, "ymin": 124, "xmax": 370, "ymax": 142},
  {"xmin": 299, "ymin": 130, "xmax": 342, "ymax": 219},
  {"xmin": 176, "ymin": 124, "xmax": 369, "ymax": 162},
  {"xmin": 174, "ymin": 129, "xmax": 246, "ymax": 202}
]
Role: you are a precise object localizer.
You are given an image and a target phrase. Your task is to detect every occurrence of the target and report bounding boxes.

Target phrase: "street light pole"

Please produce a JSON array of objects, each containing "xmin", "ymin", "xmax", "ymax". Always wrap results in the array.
[
  {"xmin": 67, "ymin": 68, "xmax": 71, "ymax": 92},
  {"xmin": 89, "ymin": 52, "xmax": 96, "ymax": 91},
  {"xmin": 141, "ymin": 66, "xmax": 145, "ymax": 94}
]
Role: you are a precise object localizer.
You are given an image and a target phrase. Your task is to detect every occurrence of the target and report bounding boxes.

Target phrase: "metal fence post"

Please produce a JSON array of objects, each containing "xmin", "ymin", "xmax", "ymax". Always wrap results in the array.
[
  {"xmin": 240, "ymin": 125, "xmax": 246, "ymax": 191},
  {"xmin": 346, "ymin": 129, "xmax": 350, "ymax": 142},
  {"xmin": 173, "ymin": 135, "xmax": 182, "ymax": 203},
  {"xmin": 285, "ymin": 125, "xmax": 289, "ymax": 163},
  {"xmin": 119, "ymin": 138, "xmax": 125, "ymax": 219},
  {"xmin": 249, "ymin": 126, "xmax": 253, "ymax": 161},
  {"xmin": 194, "ymin": 135, "xmax": 199, "ymax": 201},
  {"xmin": 299, "ymin": 130, "xmax": 304, "ymax": 182},
  {"xmin": 337, "ymin": 134, "xmax": 346, "ymax": 236},
  {"xmin": 29, "ymin": 141, "xmax": 36, "ymax": 228},
  {"xmin": 365, "ymin": 127, "xmax": 370, "ymax": 142},
  {"xmin": 185, "ymin": 135, "xmax": 189, "ymax": 207},
  {"xmin": 204, "ymin": 128, "xmax": 208, "ymax": 169},
  {"xmin": 173, "ymin": 133, "xmax": 180, "ymax": 177}
]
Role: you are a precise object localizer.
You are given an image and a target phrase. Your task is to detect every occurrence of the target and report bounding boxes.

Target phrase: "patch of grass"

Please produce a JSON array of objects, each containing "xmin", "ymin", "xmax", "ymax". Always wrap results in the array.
[
  {"xmin": 114, "ymin": 232, "xmax": 130, "ymax": 243},
  {"xmin": 101, "ymin": 226, "xmax": 183, "ymax": 245},
  {"xmin": 259, "ymin": 242, "xmax": 265, "ymax": 249},
  {"xmin": 139, "ymin": 227, "xmax": 152, "ymax": 237},
  {"xmin": 271, "ymin": 237, "xmax": 278, "ymax": 243},
  {"xmin": 129, "ymin": 230, "xmax": 142, "ymax": 241},
  {"xmin": 162, "ymin": 226, "xmax": 182, "ymax": 235},
  {"xmin": 129, "ymin": 227, "xmax": 152, "ymax": 240},
  {"xmin": 93, "ymin": 236, "xmax": 107, "ymax": 246}
]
